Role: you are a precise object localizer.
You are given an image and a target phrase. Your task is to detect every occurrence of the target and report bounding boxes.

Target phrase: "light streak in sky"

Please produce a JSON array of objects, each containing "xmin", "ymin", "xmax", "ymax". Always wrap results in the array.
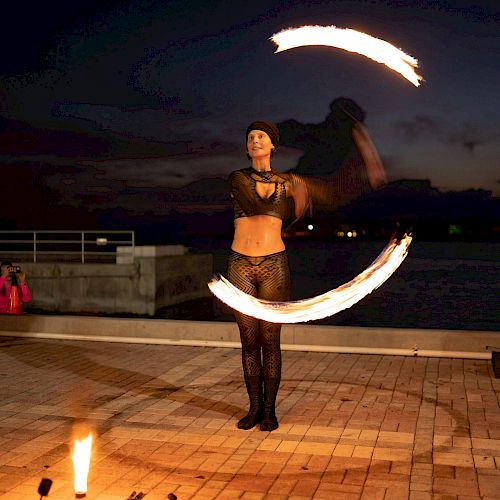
[
  {"xmin": 209, "ymin": 234, "xmax": 412, "ymax": 323},
  {"xmin": 271, "ymin": 26, "xmax": 423, "ymax": 87}
]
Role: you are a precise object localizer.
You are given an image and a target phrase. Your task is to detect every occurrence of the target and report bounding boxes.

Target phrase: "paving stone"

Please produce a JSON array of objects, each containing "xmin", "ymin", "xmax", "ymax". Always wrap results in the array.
[{"xmin": 0, "ymin": 337, "xmax": 498, "ymax": 498}]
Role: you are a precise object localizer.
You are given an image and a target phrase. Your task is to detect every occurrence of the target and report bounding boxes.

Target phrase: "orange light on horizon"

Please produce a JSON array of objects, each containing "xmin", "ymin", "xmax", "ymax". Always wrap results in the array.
[
  {"xmin": 271, "ymin": 26, "xmax": 423, "ymax": 87},
  {"xmin": 72, "ymin": 433, "xmax": 92, "ymax": 498}
]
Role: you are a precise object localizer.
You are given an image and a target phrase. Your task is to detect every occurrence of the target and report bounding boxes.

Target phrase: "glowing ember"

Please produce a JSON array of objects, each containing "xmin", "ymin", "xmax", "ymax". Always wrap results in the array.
[
  {"xmin": 72, "ymin": 433, "xmax": 92, "ymax": 497},
  {"xmin": 271, "ymin": 26, "xmax": 423, "ymax": 87},
  {"xmin": 209, "ymin": 235, "xmax": 412, "ymax": 323}
]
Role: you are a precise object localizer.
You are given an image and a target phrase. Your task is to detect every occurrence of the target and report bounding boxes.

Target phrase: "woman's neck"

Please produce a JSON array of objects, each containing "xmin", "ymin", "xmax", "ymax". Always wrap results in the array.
[{"xmin": 251, "ymin": 157, "xmax": 271, "ymax": 172}]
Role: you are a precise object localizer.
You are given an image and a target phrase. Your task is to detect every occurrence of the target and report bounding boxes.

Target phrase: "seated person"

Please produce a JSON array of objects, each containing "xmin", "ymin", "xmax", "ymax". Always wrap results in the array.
[{"xmin": 0, "ymin": 261, "xmax": 31, "ymax": 313}]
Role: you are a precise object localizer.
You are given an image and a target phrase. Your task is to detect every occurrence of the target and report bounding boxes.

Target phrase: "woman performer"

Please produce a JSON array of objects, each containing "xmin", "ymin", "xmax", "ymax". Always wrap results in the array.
[
  {"xmin": 228, "ymin": 121, "xmax": 309, "ymax": 432},
  {"xmin": 228, "ymin": 117, "xmax": 387, "ymax": 432}
]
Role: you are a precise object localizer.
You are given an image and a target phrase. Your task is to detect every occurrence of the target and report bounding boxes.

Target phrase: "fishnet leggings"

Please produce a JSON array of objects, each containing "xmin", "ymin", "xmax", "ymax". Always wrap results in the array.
[{"xmin": 228, "ymin": 250, "xmax": 290, "ymax": 380}]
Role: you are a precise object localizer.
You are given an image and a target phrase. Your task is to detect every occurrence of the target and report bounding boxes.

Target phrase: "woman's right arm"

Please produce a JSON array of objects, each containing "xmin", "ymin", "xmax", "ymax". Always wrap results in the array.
[{"xmin": 229, "ymin": 170, "xmax": 257, "ymax": 216}]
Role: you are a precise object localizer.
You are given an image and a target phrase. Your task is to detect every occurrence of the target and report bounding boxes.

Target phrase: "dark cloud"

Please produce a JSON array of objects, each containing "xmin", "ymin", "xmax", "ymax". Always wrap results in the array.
[
  {"xmin": 1, "ymin": 0, "xmax": 499, "ymax": 198},
  {"xmin": 394, "ymin": 115, "xmax": 500, "ymax": 155},
  {"xmin": 394, "ymin": 115, "xmax": 443, "ymax": 142},
  {"xmin": 446, "ymin": 126, "xmax": 500, "ymax": 155}
]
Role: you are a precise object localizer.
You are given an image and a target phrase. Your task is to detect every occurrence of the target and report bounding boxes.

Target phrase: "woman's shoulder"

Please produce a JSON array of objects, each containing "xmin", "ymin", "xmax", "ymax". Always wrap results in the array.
[
  {"xmin": 228, "ymin": 167, "xmax": 253, "ymax": 182},
  {"xmin": 273, "ymin": 170, "xmax": 288, "ymax": 181}
]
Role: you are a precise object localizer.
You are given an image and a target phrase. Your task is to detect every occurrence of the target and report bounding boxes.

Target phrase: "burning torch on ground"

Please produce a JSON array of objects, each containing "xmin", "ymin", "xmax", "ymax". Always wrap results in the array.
[{"xmin": 72, "ymin": 433, "xmax": 92, "ymax": 498}]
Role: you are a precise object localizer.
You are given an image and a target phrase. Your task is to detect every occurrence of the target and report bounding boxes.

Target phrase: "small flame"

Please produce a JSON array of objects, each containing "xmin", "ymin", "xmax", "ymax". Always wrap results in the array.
[
  {"xmin": 271, "ymin": 26, "xmax": 423, "ymax": 87},
  {"xmin": 72, "ymin": 433, "xmax": 92, "ymax": 496},
  {"xmin": 209, "ymin": 235, "xmax": 412, "ymax": 323}
]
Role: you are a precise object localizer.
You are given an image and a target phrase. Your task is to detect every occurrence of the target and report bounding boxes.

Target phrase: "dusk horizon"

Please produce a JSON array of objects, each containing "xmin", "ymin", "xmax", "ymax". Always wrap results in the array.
[{"xmin": 1, "ymin": 1, "xmax": 499, "ymax": 224}]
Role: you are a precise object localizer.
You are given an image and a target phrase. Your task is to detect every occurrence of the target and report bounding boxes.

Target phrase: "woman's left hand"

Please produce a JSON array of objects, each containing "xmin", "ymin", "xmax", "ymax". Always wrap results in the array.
[{"xmin": 18, "ymin": 271, "xmax": 26, "ymax": 284}]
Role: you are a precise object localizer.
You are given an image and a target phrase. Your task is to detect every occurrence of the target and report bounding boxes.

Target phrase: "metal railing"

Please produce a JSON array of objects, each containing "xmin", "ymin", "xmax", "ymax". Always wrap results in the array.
[{"xmin": 0, "ymin": 230, "xmax": 135, "ymax": 263}]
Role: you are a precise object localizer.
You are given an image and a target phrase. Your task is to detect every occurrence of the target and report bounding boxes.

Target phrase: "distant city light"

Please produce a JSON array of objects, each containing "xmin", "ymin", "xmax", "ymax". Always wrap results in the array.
[{"xmin": 336, "ymin": 229, "xmax": 358, "ymax": 238}]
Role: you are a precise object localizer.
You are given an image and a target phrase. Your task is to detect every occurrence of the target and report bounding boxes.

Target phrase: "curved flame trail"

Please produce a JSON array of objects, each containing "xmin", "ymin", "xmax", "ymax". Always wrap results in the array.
[
  {"xmin": 271, "ymin": 26, "xmax": 423, "ymax": 87},
  {"xmin": 209, "ymin": 234, "xmax": 412, "ymax": 323}
]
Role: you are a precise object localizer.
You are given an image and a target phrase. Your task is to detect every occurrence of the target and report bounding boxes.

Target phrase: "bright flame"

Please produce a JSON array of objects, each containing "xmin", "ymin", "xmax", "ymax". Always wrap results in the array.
[
  {"xmin": 271, "ymin": 26, "xmax": 423, "ymax": 87},
  {"xmin": 72, "ymin": 433, "xmax": 92, "ymax": 496},
  {"xmin": 209, "ymin": 235, "xmax": 412, "ymax": 323}
]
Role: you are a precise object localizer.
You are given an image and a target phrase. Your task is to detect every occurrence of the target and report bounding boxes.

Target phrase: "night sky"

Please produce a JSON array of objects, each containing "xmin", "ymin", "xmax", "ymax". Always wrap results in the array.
[{"xmin": 1, "ymin": 0, "xmax": 499, "ymax": 220}]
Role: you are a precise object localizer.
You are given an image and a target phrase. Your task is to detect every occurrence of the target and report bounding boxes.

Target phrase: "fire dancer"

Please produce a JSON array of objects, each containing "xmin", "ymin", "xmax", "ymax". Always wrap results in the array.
[
  {"xmin": 228, "ymin": 121, "xmax": 297, "ymax": 432},
  {"xmin": 227, "ymin": 118, "xmax": 389, "ymax": 432}
]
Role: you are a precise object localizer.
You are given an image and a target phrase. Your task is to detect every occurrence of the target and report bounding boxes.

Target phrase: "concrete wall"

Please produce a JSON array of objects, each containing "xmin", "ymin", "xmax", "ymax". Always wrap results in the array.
[
  {"xmin": 0, "ymin": 314, "xmax": 498, "ymax": 358},
  {"xmin": 15, "ymin": 246, "xmax": 213, "ymax": 316}
]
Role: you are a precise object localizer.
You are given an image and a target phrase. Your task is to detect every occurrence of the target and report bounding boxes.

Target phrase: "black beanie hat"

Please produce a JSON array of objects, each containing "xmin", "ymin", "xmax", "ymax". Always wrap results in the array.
[{"xmin": 246, "ymin": 121, "xmax": 280, "ymax": 149}]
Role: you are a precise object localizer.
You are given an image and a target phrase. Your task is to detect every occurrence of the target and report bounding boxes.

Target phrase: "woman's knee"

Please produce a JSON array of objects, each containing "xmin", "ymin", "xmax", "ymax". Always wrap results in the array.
[{"xmin": 241, "ymin": 334, "xmax": 261, "ymax": 352}]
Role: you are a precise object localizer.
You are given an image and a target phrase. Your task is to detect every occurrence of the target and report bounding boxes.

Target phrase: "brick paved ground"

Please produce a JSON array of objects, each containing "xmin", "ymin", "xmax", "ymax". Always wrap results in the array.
[{"xmin": 0, "ymin": 336, "xmax": 499, "ymax": 499}]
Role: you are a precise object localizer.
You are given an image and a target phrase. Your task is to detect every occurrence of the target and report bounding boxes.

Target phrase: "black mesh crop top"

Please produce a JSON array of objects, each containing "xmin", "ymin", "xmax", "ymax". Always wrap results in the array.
[{"xmin": 229, "ymin": 167, "xmax": 288, "ymax": 220}]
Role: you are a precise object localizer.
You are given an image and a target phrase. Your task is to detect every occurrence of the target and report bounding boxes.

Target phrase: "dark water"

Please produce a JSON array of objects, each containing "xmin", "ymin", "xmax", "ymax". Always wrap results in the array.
[{"xmin": 189, "ymin": 237, "xmax": 500, "ymax": 332}]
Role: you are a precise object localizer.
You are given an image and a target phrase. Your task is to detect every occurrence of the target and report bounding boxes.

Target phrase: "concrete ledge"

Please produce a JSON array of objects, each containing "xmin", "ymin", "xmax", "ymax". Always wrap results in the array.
[
  {"xmin": 0, "ymin": 314, "xmax": 498, "ymax": 359},
  {"xmin": 116, "ymin": 244, "xmax": 188, "ymax": 262},
  {"xmin": 17, "ymin": 251, "xmax": 212, "ymax": 315}
]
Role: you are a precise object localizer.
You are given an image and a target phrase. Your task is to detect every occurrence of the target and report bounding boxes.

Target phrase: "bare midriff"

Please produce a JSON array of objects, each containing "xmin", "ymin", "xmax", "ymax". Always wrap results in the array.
[{"xmin": 231, "ymin": 215, "xmax": 285, "ymax": 256}]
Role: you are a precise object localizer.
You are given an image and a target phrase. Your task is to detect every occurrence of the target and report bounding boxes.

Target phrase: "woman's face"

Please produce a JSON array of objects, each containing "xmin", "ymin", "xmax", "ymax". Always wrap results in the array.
[{"xmin": 247, "ymin": 129, "xmax": 274, "ymax": 158}]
